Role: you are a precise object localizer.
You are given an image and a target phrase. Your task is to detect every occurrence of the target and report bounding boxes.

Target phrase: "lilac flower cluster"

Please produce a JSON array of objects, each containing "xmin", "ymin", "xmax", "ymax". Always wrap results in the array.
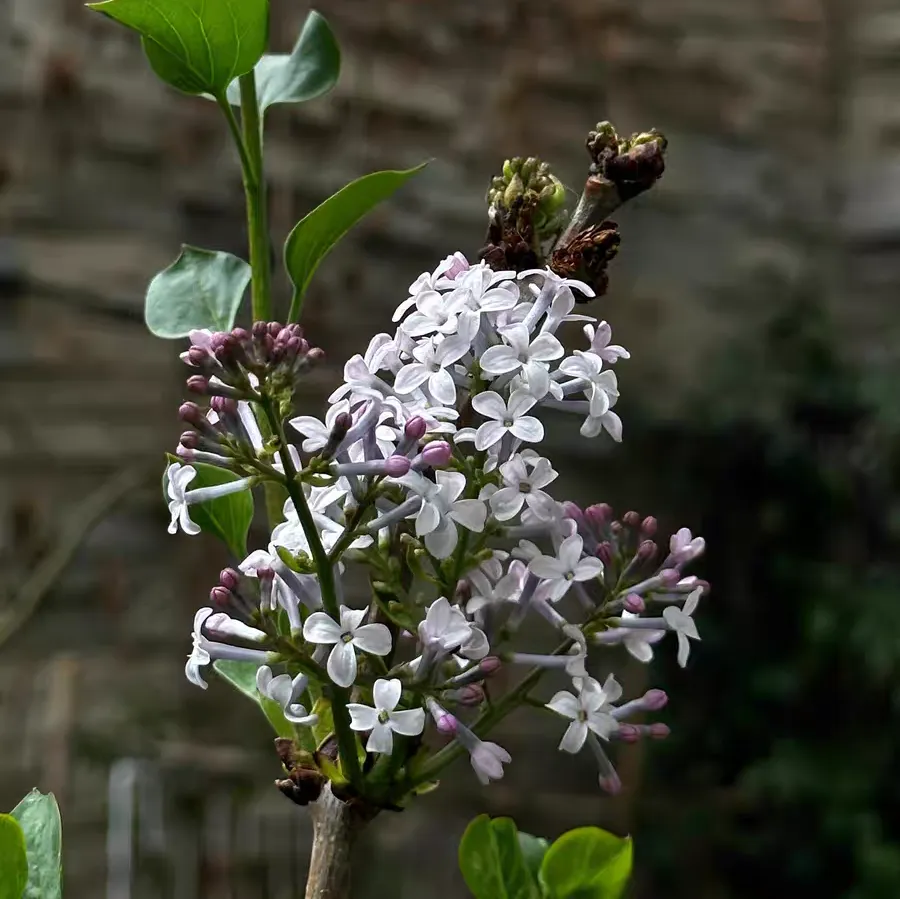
[{"xmin": 165, "ymin": 254, "xmax": 707, "ymax": 798}]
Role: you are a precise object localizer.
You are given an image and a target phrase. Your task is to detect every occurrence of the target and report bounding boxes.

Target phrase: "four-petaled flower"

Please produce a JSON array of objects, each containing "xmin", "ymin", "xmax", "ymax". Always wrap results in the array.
[
  {"xmin": 302, "ymin": 605, "xmax": 392, "ymax": 688},
  {"xmin": 583, "ymin": 322, "xmax": 630, "ymax": 364},
  {"xmin": 489, "ymin": 453, "xmax": 558, "ymax": 521},
  {"xmin": 471, "ymin": 389, "xmax": 544, "ymax": 451},
  {"xmin": 167, "ymin": 463, "xmax": 200, "ymax": 535},
  {"xmin": 528, "ymin": 534, "xmax": 605, "ymax": 602},
  {"xmin": 663, "ymin": 588, "xmax": 702, "ymax": 667},
  {"xmin": 256, "ymin": 666, "xmax": 318, "ymax": 726},
  {"xmin": 397, "ymin": 471, "xmax": 487, "ymax": 559},
  {"xmin": 347, "ymin": 678, "xmax": 426, "ymax": 754},
  {"xmin": 558, "ymin": 351, "xmax": 620, "ymax": 417},
  {"xmin": 546, "ymin": 674, "xmax": 621, "ymax": 753},
  {"xmin": 479, "ymin": 324, "xmax": 564, "ymax": 398}
]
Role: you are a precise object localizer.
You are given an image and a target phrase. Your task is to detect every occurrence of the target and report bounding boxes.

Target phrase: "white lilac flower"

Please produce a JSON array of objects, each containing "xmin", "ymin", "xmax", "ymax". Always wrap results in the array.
[
  {"xmin": 289, "ymin": 400, "xmax": 351, "ymax": 453},
  {"xmin": 166, "ymin": 463, "xmax": 200, "ymax": 535},
  {"xmin": 302, "ymin": 605, "xmax": 392, "ymax": 688},
  {"xmin": 256, "ymin": 666, "xmax": 318, "ymax": 726},
  {"xmin": 489, "ymin": 453, "xmax": 558, "ymax": 521},
  {"xmin": 479, "ymin": 325, "xmax": 564, "ymax": 396},
  {"xmin": 558, "ymin": 352, "xmax": 620, "ymax": 418},
  {"xmin": 395, "ymin": 254, "xmax": 471, "ymax": 321},
  {"xmin": 399, "ymin": 290, "xmax": 474, "ymax": 338},
  {"xmin": 393, "ymin": 318, "xmax": 477, "ymax": 406},
  {"xmin": 580, "ymin": 396, "xmax": 623, "ymax": 442},
  {"xmin": 465, "ymin": 561, "xmax": 527, "ymax": 615},
  {"xmin": 583, "ymin": 322, "xmax": 630, "ymax": 364},
  {"xmin": 528, "ymin": 534, "xmax": 605, "ymax": 602},
  {"xmin": 185, "ymin": 608, "xmax": 270, "ymax": 690},
  {"xmin": 328, "ymin": 344, "xmax": 396, "ymax": 406},
  {"xmin": 453, "ymin": 263, "xmax": 520, "ymax": 315},
  {"xmin": 620, "ymin": 610, "xmax": 666, "ymax": 663},
  {"xmin": 471, "ymin": 389, "xmax": 544, "ymax": 451},
  {"xmin": 545, "ymin": 674, "xmax": 621, "ymax": 753},
  {"xmin": 346, "ymin": 678, "xmax": 425, "ymax": 754},
  {"xmin": 397, "ymin": 471, "xmax": 486, "ymax": 559},
  {"xmin": 454, "ymin": 721, "xmax": 512, "ymax": 785},
  {"xmin": 540, "ymin": 284, "xmax": 596, "ymax": 335},
  {"xmin": 669, "ymin": 527, "xmax": 706, "ymax": 563},
  {"xmin": 663, "ymin": 588, "xmax": 702, "ymax": 667},
  {"xmin": 166, "ymin": 463, "xmax": 253, "ymax": 537},
  {"xmin": 418, "ymin": 597, "xmax": 477, "ymax": 652}
]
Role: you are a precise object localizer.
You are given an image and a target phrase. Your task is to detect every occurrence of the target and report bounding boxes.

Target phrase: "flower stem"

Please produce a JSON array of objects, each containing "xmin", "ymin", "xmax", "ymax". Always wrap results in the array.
[{"xmin": 261, "ymin": 398, "xmax": 364, "ymax": 790}]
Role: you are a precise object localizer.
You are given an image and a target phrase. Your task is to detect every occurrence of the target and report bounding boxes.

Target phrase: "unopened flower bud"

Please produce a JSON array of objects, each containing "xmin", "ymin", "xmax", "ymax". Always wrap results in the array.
[
  {"xmin": 219, "ymin": 568, "xmax": 240, "ymax": 591},
  {"xmin": 179, "ymin": 431, "xmax": 199, "ymax": 449},
  {"xmin": 267, "ymin": 321, "xmax": 284, "ymax": 337},
  {"xmin": 209, "ymin": 585, "xmax": 231, "ymax": 606},
  {"xmin": 596, "ymin": 542, "xmax": 613, "ymax": 566},
  {"xmin": 404, "ymin": 416, "xmax": 427, "ymax": 441},
  {"xmin": 623, "ymin": 593, "xmax": 645, "ymax": 614},
  {"xmin": 449, "ymin": 684, "xmax": 485, "ymax": 706},
  {"xmin": 642, "ymin": 689, "xmax": 668, "ymax": 711},
  {"xmin": 420, "ymin": 441, "xmax": 452, "ymax": 468},
  {"xmin": 384, "ymin": 455, "xmax": 411, "ymax": 477},
  {"xmin": 623, "ymin": 510, "xmax": 641, "ymax": 528},
  {"xmin": 186, "ymin": 346, "xmax": 209, "ymax": 368},
  {"xmin": 186, "ymin": 375, "xmax": 209, "ymax": 395},
  {"xmin": 479, "ymin": 656, "xmax": 501, "ymax": 678},
  {"xmin": 585, "ymin": 503, "xmax": 612, "ymax": 530},
  {"xmin": 616, "ymin": 724, "xmax": 641, "ymax": 743},
  {"xmin": 649, "ymin": 722, "xmax": 671, "ymax": 739},
  {"xmin": 659, "ymin": 568, "xmax": 680, "ymax": 587},
  {"xmin": 562, "ymin": 501, "xmax": 584, "ymax": 525},
  {"xmin": 641, "ymin": 516, "xmax": 658, "ymax": 537},
  {"xmin": 178, "ymin": 402, "xmax": 205, "ymax": 426},
  {"xmin": 637, "ymin": 540, "xmax": 657, "ymax": 562},
  {"xmin": 210, "ymin": 396, "xmax": 238, "ymax": 417}
]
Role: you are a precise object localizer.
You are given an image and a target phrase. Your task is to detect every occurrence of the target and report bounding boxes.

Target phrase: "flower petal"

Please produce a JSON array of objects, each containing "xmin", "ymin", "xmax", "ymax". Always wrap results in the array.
[
  {"xmin": 428, "ymin": 368, "xmax": 459, "ymax": 406},
  {"xmin": 327, "ymin": 641, "xmax": 358, "ymax": 687},
  {"xmin": 393, "ymin": 363, "xmax": 430, "ymax": 395},
  {"xmin": 366, "ymin": 722, "xmax": 394, "ymax": 754},
  {"xmin": 559, "ymin": 719, "xmax": 588, "ymax": 754},
  {"xmin": 475, "ymin": 420, "xmax": 507, "ymax": 451},
  {"xmin": 479, "ymin": 345, "xmax": 521, "ymax": 375},
  {"xmin": 546, "ymin": 690, "xmax": 580, "ymax": 720},
  {"xmin": 490, "ymin": 487, "xmax": 525, "ymax": 521},
  {"xmin": 352, "ymin": 623, "xmax": 392, "ymax": 656},
  {"xmin": 303, "ymin": 612, "xmax": 342, "ymax": 645},
  {"xmin": 373, "ymin": 677, "xmax": 402, "ymax": 712},
  {"xmin": 471, "ymin": 391, "xmax": 507, "ymax": 422},
  {"xmin": 424, "ymin": 519, "xmax": 459, "ymax": 559},
  {"xmin": 450, "ymin": 499, "xmax": 487, "ymax": 533},
  {"xmin": 347, "ymin": 703, "xmax": 379, "ymax": 731},
  {"xmin": 510, "ymin": 416, "xmax": 544, "ymax": 444},
  {"xmin": 389, "ymin": 707, "xmax": 426, "ymax": 736}
]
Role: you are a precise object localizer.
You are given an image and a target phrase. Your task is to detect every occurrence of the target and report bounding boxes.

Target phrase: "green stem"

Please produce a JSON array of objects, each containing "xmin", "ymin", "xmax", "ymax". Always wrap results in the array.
[
  {"xmin": 236, "ymin": 72, "xmax": 272, "ymax": 322},
  {"xmin": 261, "ymin": 398, "xmax": 364, "ymax": 789}
]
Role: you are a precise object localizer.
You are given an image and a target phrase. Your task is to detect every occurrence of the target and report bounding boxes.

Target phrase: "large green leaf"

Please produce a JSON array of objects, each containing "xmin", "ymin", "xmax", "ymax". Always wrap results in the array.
[
  {"xmin": 459, "ymin": 815, "xmax": 541, "ymax": 899},
  {"xmin": 0, "ymin": 814, "xmax": 28, "ymax": 899},
  {"xmin": 164, "ymin": 459, "xmax": 253, "ymax": 558},
  {"xmin": 518, "ymin": 831, "xmax": 550, "ymax": 883},
  {"xmin": 145, "ymin": 245, "xmax": 251, "ymax": 339},
  {"xmin": 10, "ymin": 791, "xmax": 62, "ymax": 899},
  {"xmin": 88, "ymin": 0, "xmax": 269, "ymax": 96},
  {"xmin": 225, "ymin": 10, "xmax": 339, "ymax": 112},
  {"xmin": 284, "ymin": 164, "xmax": 428, "ymax": 320},
  {"xmin": 540, "ymin": 827, "xmax": 633, "ymax": 899},
  {"xmin": 213, "ymin": 660, "xmax": 293, "ymax": 738}
]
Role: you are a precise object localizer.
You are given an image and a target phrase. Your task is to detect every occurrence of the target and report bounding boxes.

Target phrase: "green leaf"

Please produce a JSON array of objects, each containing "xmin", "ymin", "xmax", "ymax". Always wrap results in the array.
[
  {"xmin": 459, "ymin": 815, "xmax": 540, "ymax": 899},
  {"xmin": 0, "ymin": 814, "xmax": 28, "ymax": 899},
  {"xmin": 145, "ymin": 245, "xmax": 251, "ymax": 339},
  {"xmin": 88, "ymin": 0, "xmax": 268, "ymax": 96},
  {"xmin": 164, "ymin": 459, "xmax": 253, "ymax": 558},
  {"xmin": 311, "ymin": 694, "xmax": 335, "ymax": 749},
  {"xmin": 213, "ymin": 660, "xmax": 293, "ymax": 738},
  {"xmin": 284, "ymin": 164, "xmax": 428, "ymax": 320},
  {"xmin": 540, "ymin": 827, "xmax": 633, "ymax": 899},
  {"xmin": 10, "ymin": 790, "xmax": 63, "ymax": 899},
  {"xmin": 518, "ymin": 832, "xmax": 551, "ymax": 883},
  {"xmin": 225, "ymin": 10, "xmax": 339, "ymax": 112}
]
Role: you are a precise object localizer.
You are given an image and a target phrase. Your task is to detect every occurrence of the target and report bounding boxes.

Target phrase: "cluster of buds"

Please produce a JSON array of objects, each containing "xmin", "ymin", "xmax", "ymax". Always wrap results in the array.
[
  {"xmin": 163, "ymin": 236, "xmax": 709, "ymax": 806},
  {"xmin": 585, "ymin": 121, "xmax": 668, "ymax": 203}
]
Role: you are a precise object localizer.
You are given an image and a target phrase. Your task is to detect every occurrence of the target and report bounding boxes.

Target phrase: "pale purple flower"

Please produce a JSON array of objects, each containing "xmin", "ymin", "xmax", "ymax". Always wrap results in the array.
[
  {"xmin": 558, "ymin": 352, "xmax": 620, "ymax": 418},
  {"xmin": 663, "ymin": 588, "xmax": 702, "ymax": 667},
  {"xmin": 489, "ymin": 453, "xmax": 558, "ymax": 521},
  {"xmin": 528, "ymin": 534, "xmax": 605, "ymax": 602},
  {"xmin": 479, "ymin": 325, "xmax": 564, "ymax": 396},
  {"xmin": 256, "ymin": 666, "xmax": 318, "ymax": 726},
  {"xmin": 471, "ymin": 389, "xmax": 544, "ymax": 451},
  {"xmin": 302, "ymin": 606, "xmax": 392, "ymax": 688},
  {"xmin": 584, "ymin": 321, "xmax": 630, "ymax": 364},
  {"xmin": 545, "ymin": 674, "xmax": 621, "ymax": 753},
  {"xmin": 347, "ymin": 678, "xmax": 425, "ymax": 754}
]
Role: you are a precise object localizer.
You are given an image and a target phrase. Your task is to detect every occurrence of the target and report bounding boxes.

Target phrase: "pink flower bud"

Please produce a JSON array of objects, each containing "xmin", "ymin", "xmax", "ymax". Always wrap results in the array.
[
  {"xmin": 209, "ymin": 586, "xmax": 231, "ymax": 606},
  {"xmin": 562, "ymin": 501, "xmax": 584, "ymax": 525},
  {"xmin": 659, "ymin": 568, "xmax": 680, "ymax": 587},
  {"xmin": 186, "ymin": 375, "xmax": 209, "ymax": 395},
  {"xmin": 456, "ymin": 684, "xmax": 485, "ymax": 706},
  {"xmin": 642, "ymin": 689, "xmax": 668, "ymax": 711},
  {"xmin": 623, "ymin": 593, "xmax": 645, "ymax": 614},
  {"xmin": 384, "ymin": 455, "xmax": 411, "ymax": 477},
  {"xmin": 479, "ymin": 656, "xmax": 502, "ymax": 678},
  {"xmin": 617, "ymin": 724, "xmax": 641, "ymax": 743},
  {"xmin": 585, "ymin": 503, "xmax": 612, "ymax": 529},
  {"xmin": 186, "ymin": 347, "xmax": 208, "ymax": 367},
  {"xmin": 637, "ymin": 540, "xmax": 657, "ymax": 562},
  {"xmin": 421, "ymin": 441, "xmax": 452, "ymax": 468},
  {"xmin": 623, "ymin": 510, "xmax": 641, "ymax": 528},
  {"xmin": 436, "ymin": 713, "xmax": 458, "ymax": 735},
  {"xmin": 404, "ymin": 416, "xmax": 427, "ymax": 440},
  {"xmin": 179, "ymin": 431, "xmax": 199, "ymax": 449},
  {"xmin": 178, "ymin": 402, "xmax": 204, "ymax": 425},
  {"xmin": 219, "ymin": 568, "xmax": 240, "ymax": 591},
  {"xmin": 641, "ymin": 516, "xmax": 658, "ymax": 537},
  {"xmin": 649, "ymin": 723, "xmax": 671, "ymax": 739},
  {"xmin": 257, "ymin": 567, "xmax": 274, "ymax": 583},
  {"xmin": 596, "ymin": 542, "xmax": 613, "ymax": 566}
]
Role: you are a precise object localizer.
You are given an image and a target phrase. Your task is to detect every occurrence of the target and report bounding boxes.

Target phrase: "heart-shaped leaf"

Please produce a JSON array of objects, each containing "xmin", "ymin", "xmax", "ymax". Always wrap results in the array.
[
  {"xmin": 225, "ymin": 10, "xmax": 340, "ymax": 112},
  {"xmin": 213, "ymin": 660, "xmax": 293, "ymax": 738},
  {"xmin": 540, "ymin": 827, "xmax": 633, "ymax": 899},
  {"xmin": 518, "ymin": 831, "xmax": 550, "ymax": 883},
  {"xmin": 164, "ymin": 459, "xmax": 253, "ymax": 558},
  {"xmin": 459, "ymin": 815, "xmax": 540, "ymax": 899},
  {"xmin": 145, "ymin": 245, "xmax": 251, "ymax": 339},
  {"xmin": 0, "ymin": 814, "xmax": 28, "ymax": 899},
  {"xmin": 10, "ymin": 791, "xmax": 63, "ymax": 899},
  {"xmin": 284, "ymin": 164, "xmax": 428, "ymax": 320},
  {"xmin": 88, "ymin": 0, "xmax": 269, "ymax": 96}
]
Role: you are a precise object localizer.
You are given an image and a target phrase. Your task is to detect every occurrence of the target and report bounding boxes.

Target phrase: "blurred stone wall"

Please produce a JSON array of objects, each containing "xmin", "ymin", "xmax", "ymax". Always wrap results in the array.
[{"xmin": 0, "ymin": 0, "xmax": 897, "ymax": 896}]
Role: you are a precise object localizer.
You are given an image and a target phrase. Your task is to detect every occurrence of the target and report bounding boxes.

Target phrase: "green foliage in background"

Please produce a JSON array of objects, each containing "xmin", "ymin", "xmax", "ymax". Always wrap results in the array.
[{"xmin": 460, "ymin": 816, "xmax": 632, "ymax": 899}]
